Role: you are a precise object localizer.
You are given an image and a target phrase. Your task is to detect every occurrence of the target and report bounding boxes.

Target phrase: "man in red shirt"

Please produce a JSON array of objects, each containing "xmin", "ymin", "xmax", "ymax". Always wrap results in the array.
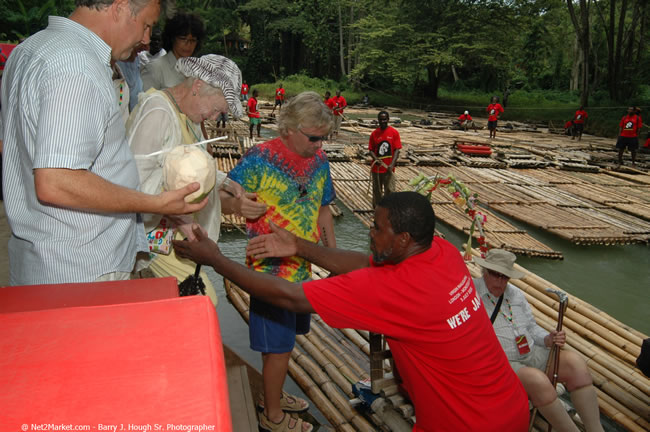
[
  {"xmin": 486, "ymin": 96, "xmax": 504, "ymax": 139},
  {"xmin": 616, "ymin": 106, "xmax": 642, "ymax": 166},
  {"xmin": 330, "ymin": 90, "xmax": 347, "ymax": 138},
  {"xmin": 572, "ymin": 106, "xmax": 588, "ymax": 140},
  {"xmin": 241, "ymin": 80, "xmax": 249, "ymax": 102},
  {"xmin": 457, "ymin": 110, "xmax": 477, "ymax": 132},
  {"xmin": 369, "ymin": 111, "xmax": 401, "ymax": 208},
  {"xmin": 246, "ymin": 89, "xmax": 261, "ymax": 139},
  {"xmin": 270, "ymin": 83, "xmax": 285, "ymax": 116},
  {"xmin": 174, "ymin": 191, "xmax": 530, "ymax": 432},
  {"xmin": 564, "ymin": 120, "xmax": 574, "ymax": 136}
]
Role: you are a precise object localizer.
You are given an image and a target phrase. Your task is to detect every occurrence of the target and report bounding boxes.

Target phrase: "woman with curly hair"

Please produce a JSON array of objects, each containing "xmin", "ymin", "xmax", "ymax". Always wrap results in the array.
[{"xmin": 141, "ymin": 11, "xmax": 205, "ymax": 91}]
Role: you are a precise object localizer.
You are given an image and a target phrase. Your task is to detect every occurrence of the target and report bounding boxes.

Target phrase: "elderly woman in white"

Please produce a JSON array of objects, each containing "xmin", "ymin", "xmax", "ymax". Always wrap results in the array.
[{"xmin": 127, "ymin": 54, "xmax": 266, "ymax": 303}]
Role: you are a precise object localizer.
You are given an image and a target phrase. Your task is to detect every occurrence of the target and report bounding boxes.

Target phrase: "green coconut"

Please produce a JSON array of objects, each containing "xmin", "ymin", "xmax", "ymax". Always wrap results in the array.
[{"xmin": 163, "ymin": 146, "xmax": 216, "ymax": 203}]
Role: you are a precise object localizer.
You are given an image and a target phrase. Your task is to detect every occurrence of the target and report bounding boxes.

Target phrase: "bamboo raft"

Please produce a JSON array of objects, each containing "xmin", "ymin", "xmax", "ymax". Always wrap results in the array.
[
  {"xmin": 329, "ymin": 161, "xmax": 564, "ymax": 259},
  {"xmin": 210, "ymin": 107, "xmax": 649, "ymax": 249}
]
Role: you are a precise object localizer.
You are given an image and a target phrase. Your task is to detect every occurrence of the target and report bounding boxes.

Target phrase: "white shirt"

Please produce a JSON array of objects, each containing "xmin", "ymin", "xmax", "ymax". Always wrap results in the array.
[
  {"xmin": 473, "ymin": 277, "xmax": 548, "ymax": 361},
  {"xmin": 140, "ymin": 50, "xmax": 185, "ymax": 91}
]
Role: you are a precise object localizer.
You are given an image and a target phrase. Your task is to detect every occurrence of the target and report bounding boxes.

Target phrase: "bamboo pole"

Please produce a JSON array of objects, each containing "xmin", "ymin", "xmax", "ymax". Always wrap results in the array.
[
  {"xmin": 288, "ymin": 356, "xmax": 357, "ymax": 432},
  {"xmin": 291, "ymin": 347, "xmax": 377, "ymax": 432},
  {"xmin": 307, "ymin": 320, "xmax": 369, "ymax": 380}
]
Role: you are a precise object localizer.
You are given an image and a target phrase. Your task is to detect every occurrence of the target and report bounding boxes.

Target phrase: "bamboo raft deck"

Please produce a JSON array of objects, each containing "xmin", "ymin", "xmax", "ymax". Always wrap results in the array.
[
  {"xmin": 330, "ymin": 161, "xmax": 564, "ymax": 259},
  {"xmin": 212, "ymin": 102, "xmax": 650, "ymax": 247},
  {"xmin": 335, "ymin": 112, "xmax": 650, "ymax": 246}
]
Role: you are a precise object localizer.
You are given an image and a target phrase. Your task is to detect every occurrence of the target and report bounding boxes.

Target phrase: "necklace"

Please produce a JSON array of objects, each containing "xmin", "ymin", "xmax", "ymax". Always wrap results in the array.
[
  {"xmin": 487, "ymin": 293, "xmax": 513, "ymax": 323},
  {"xmin": 164, "ymin": 89, "xmax": 202, "ymax": 142}
]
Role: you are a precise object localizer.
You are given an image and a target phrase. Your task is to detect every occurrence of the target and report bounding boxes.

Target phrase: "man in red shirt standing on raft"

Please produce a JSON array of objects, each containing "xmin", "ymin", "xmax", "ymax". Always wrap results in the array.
[{"xmin": 486, "ymin": 96, "xmax": 504, "ymax": 139}]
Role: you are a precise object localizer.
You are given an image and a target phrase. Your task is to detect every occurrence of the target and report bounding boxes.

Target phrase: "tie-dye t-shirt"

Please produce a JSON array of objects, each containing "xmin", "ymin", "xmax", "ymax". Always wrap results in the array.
[{"xmin": 228, "ymin": 137, "xmax": 336, "ymax": 282}]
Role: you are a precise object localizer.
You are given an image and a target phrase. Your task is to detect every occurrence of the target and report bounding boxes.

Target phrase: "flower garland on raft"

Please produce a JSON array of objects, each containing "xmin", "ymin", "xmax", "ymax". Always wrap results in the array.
[{"xmin": 409, "ymin": 173, "xmax": 488, "ymax": 260}]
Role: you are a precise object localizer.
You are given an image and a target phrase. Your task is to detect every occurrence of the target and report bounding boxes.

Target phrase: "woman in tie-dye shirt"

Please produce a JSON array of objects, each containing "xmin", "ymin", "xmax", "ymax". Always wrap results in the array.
[{"xmin": 225, "ymin": 91, "xmax": 336, "ymax": 432}]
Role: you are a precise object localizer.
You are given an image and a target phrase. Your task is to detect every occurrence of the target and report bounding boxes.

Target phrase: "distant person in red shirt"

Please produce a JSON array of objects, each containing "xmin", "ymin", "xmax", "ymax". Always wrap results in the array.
[
  {"xmin": 616, "ymin": 106, "xmax": 642, "ymax": 166},
  {"xmin": 486, "ymin": 96, "xmax": 504, "ymax": 139},
  {"xmin": 330, "ymin": 90, "xmax": 347, "ymax": 138},
  {"xmin": 572, "ymin": 106, "xmax": 588, "ymax": 140},
  {"xmin": 173, "ymin": 191, "xmax": 530, "ymax": 432},
  {"xmin": 241, "ymin": 80, "xmax": 249, "ymax": 102},
  {"xmin": 270, "ymin": 83, "xmax": 285, "ymax": 116},
  {"xmin": 323, "ymin": 90, "xmax": 331, "ymax": 104},
  {"xmin": 369, "ymin": 111, "xmax": 402, "ymax": 208},
  {"xmin": 564, "ymin": 120, "xmax": 574, "ymax": 136},
  {"xmin": 458, "ymin": 110, "xmax": 477, "ymax": 132},
  {"xmin": 247, "ymin": 89, "xmax": 261, "ymax": 139}
]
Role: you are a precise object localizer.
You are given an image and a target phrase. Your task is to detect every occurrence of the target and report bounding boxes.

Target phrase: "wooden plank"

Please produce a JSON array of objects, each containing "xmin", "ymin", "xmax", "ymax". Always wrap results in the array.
[{"xmin": 227, "ymin": 364, "xmax": 258, "ymax": 432}]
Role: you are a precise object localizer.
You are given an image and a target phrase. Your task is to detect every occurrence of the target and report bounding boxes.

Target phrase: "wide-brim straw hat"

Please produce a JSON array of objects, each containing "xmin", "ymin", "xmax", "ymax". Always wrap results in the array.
[
  {"xmin": 176, "ymin": 54, "xmax": 243, "ymax": 119},
  {"xmin": 473, "ymin": 249, "xmax": 525, "ymax": 279}
]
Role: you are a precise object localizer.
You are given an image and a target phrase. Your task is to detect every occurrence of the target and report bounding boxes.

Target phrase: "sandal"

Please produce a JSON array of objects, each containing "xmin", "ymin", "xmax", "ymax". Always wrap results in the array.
[
  {"xmin": 257, "ymin": 391, "xmax": 310, "ymax": 413},
  {"xmin": 258, "ymin": 411, "xmax": 313, "ymax": 432}
]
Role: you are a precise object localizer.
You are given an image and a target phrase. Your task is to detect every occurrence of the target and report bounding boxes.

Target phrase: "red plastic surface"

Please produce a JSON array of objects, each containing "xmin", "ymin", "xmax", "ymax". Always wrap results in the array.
[
  {"xmin": 0, "ymin": 295, "xmax": 232, "ymax": 432},
  {"xmin": 0, "ymin": 43, "xmax": 17, "ymax": 70},
  {"xmin": 0, "ymin": 277, "xmax": 179, "ymax": 313}
]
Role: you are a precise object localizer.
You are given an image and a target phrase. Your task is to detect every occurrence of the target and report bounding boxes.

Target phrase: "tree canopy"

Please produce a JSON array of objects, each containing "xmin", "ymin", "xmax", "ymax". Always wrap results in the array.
[{"xmin": 1, "ymin": 0, "xmax": 648, "ymax": 105}]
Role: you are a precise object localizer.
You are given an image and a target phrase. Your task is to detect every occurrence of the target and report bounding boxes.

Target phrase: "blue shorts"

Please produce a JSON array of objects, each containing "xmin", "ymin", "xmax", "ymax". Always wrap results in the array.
[{"xmin": 249, "ymin": 286, "xmax": 311, "ymax": 353}]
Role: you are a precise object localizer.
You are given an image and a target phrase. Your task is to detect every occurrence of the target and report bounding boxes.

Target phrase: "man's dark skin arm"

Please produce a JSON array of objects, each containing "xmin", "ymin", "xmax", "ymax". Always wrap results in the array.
[
  {"xmin": 174, "ymin": 222, "xmax": 371, "ymax": 313},
  {"xmin": 173, "ymin": 225, "xmax": 315, "ymax": 313},
  {"xmin": 246, "ymin": 221, "xmax": 370, "ymax": 276}
]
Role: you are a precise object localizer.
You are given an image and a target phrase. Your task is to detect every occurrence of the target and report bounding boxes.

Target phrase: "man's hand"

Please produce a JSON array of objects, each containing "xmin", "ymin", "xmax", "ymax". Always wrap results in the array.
[
  {"xmin": 246, "ymin": 221, "xmax": 298, "ymax": 259},
  {"xmin": 238, "ymin": 192, "xmax": 268, "ymax": 219},
  {"xmin": 545, "ymin": 330, "xmax": 566, "ymax": 348},
  {"xmin": 173, "ymin": 224, "xmax": 220, "ymax": 266},
  {"xmin": 158, "ymin": 183, "xmax": 209, "ymax": 215}
]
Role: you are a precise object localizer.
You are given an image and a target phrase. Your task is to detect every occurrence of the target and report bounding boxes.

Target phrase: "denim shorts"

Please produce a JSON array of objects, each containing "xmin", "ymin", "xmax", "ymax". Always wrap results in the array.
[{"xmin": 249, "ymin": 288, "xmax": 311, "ymax": 354}]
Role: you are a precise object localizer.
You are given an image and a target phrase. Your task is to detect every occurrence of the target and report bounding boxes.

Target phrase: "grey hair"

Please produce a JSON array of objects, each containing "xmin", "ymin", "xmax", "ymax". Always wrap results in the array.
[
  {"xmin": 75, "ymin": 0, "xmax": 175, "ymax": 17},
  {"xmin": 278, "ymin": 91, "xmax": 333, "ymax": 136}
]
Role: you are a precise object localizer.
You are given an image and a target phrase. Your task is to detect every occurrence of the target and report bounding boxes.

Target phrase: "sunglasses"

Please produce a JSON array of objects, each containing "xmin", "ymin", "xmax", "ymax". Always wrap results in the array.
[
  {"xmin": 487, "ymin": 269, "xmax": 509, "ymax": 280},
  {"xmin": 299, "ymin": 129, "xmax": 328, "ymax": 143}
]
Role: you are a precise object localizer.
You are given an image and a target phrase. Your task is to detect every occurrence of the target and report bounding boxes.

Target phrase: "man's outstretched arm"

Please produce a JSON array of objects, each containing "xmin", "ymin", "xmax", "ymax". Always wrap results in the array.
[
  {"xmin": 247, "ymin": 222, "xmax": 370, "ymax": 276},
  {"xmin": 173, "ymin": 225, "xmax": 314, "ymax": 314}
]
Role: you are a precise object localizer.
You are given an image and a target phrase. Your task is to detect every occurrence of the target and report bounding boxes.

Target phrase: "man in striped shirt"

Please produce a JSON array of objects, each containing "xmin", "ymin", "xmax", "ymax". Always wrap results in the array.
[{"xmin": 0, "ymin": 0, "xmax": 207, "ymax": 285}]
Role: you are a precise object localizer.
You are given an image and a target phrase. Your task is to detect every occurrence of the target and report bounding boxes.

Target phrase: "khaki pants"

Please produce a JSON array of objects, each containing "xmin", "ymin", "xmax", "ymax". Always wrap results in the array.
[
  {"xmin": 371, "ymin": 171, "xmax": 395, "ymax": 208},
  {"xmin": 333, "ymin": 115, "xmax": 343, "ymax": 134}
]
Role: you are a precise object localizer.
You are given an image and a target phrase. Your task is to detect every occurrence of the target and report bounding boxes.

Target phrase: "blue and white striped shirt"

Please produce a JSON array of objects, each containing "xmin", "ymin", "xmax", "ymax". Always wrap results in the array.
[{"xmin": 1, "ymin": 16, "xmax": 147, "ymax": 285}]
